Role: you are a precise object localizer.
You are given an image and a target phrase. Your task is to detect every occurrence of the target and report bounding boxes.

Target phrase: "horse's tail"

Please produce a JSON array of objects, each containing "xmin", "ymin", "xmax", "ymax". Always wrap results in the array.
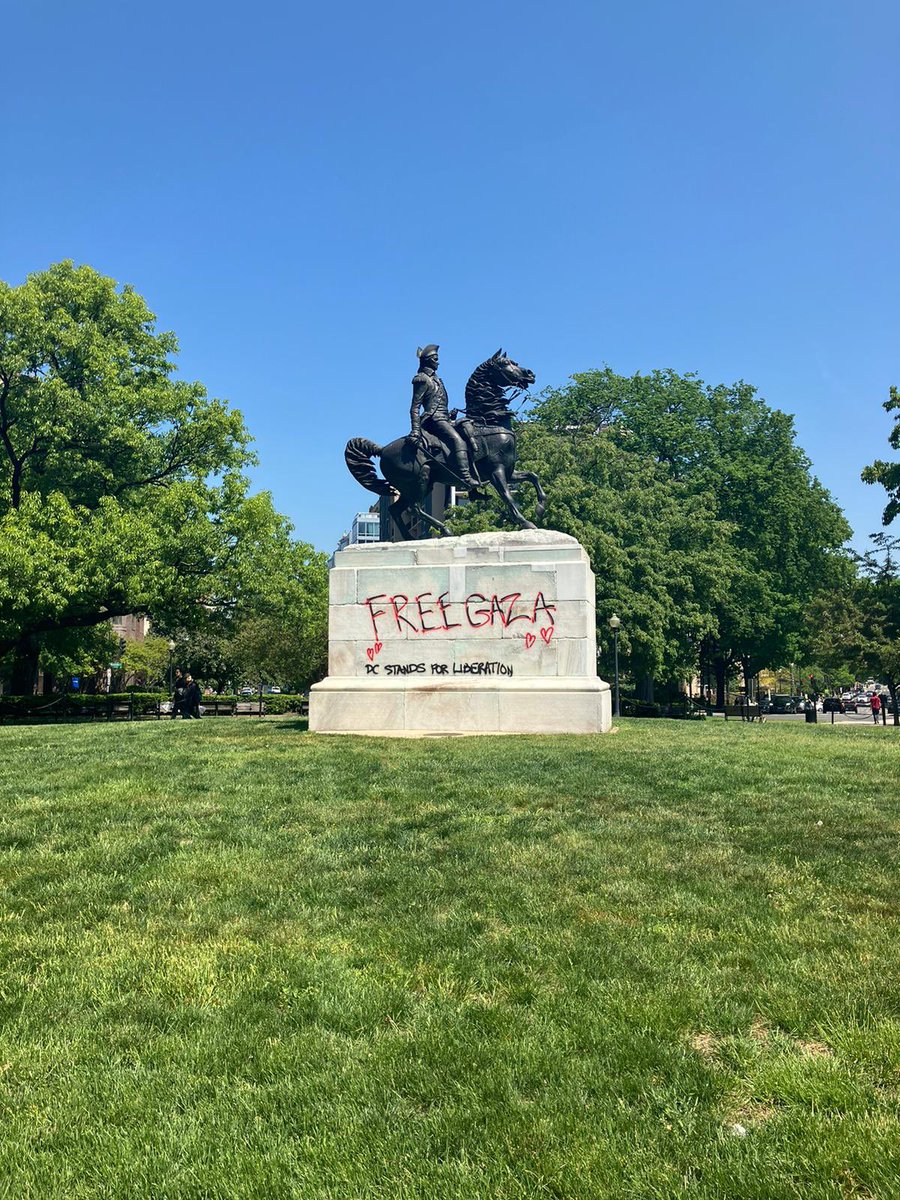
[{"xmin": 345, "ymin": 437, "xmax": 393, "ymax": 495}]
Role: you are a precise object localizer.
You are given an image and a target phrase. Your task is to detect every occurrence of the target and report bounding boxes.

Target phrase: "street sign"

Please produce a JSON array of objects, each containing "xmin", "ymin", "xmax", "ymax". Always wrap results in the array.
[{"xmin": 109, "ymin": 662, "xmax": 122, "ymax": 669}]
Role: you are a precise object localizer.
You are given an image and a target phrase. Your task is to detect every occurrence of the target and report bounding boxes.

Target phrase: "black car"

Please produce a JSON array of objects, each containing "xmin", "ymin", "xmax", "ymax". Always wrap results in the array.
[
  {"xmin": 763, "ymin": 694, "xmax": 799, "ymax": 714},
  {"xmin": 822, "ymin": 697, "xmax": 845, "ymax": 713}
]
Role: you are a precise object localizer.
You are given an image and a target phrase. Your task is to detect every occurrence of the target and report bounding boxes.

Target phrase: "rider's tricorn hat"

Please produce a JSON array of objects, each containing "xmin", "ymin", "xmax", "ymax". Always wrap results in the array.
[{"xmin": 417, "ymin": 343, "xmax": 439, "ymax": 360}]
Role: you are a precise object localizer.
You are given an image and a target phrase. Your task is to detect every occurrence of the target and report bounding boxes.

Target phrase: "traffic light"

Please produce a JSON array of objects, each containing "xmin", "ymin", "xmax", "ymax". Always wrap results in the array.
[{"xmin": 118, "ymin": 636, "xmax": 126, "ymax": 655}]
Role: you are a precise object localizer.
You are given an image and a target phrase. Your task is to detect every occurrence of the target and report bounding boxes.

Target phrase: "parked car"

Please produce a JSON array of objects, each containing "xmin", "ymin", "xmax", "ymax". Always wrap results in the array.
[
  {"xmin": 840, "ymin": 694, "xmax": 859, "ymax": 712},
  {"xmin": 763, "ymin": 694, "xmax": 799, "ymax": 714},
  {"xmin": 239, "ymin": 686, "xmax": 255, "ymax": 696},
  {"xmin": 822, "ymin": 697, "xmax": 845, "ymax": 713}
]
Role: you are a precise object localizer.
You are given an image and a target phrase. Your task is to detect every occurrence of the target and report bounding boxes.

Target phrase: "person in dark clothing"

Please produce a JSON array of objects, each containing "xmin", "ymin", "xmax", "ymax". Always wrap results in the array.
[
  {"xmin": 171, "ymin": 668, "xmax": 186, "ymax": 718},
  {"xmin": 881, "ymin": 691, "xmax": 890, "ymax": 725},
  {"xmin": 182, "ymin": 674, "xmax": 202, "ymax": 719}
]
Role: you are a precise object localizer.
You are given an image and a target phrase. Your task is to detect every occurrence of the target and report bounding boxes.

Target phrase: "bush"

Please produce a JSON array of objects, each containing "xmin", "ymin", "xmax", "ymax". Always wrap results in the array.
[
  {"xmin": 0, "ymin": 692, "xmax": 166, "ymax": 719},
  {"xmin": 663, "ymin": 701, "xmax": 708, "ymax": 720},
  {"xmin": 0, "ymin": 691, "xmax": 308, "ymax": 721},
  {"xmin": 256, "ymin": 694, "xmax": 307, "ymax": 715},
  {"xmin": 621, "ymin": 699, "xmax": 661, "ymax": 718},
  {"xmin": 178, "ymin": 694, "xmax": 306, "ymax": 714}
]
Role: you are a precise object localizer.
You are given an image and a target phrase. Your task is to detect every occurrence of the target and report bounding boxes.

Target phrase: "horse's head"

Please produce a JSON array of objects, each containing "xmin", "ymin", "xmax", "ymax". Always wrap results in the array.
[
  {"xmin": 465, "ymin": 348, "xmax": 536, "ymax": 422},
  {"xmin": 488, "ymin": 348, "xmax": 536, "ymax": 392}
]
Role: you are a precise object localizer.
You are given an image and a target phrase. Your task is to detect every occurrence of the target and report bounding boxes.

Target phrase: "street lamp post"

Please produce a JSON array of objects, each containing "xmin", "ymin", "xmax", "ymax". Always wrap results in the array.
[
  {"xmin": 167, "ymin": 640, "xmax": 176, "ymax": 693},
  {"xmin": 609, "ymin": 614, "xmax": 621, "ymax": 718}
]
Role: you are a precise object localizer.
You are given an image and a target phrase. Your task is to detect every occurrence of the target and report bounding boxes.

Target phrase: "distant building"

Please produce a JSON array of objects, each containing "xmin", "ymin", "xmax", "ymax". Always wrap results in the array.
[
  {"xmin": 330, "ymin": 508, "xmax": 382, "ymax": 566},
  {"xmin": 111, "ymin": 614, "xmax": 150, "ymax": 643},
  {"xmin": 348, "ymin": 510, "xmax": 381, "ymax": 544}
]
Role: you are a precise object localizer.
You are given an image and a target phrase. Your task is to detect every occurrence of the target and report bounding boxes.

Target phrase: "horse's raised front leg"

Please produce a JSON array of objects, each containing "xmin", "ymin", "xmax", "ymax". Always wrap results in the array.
[
  {"xmin": 411, "ymin": 504, "xmax": 449, "ymax": 536},
  {"xmin": 490, "ymin": 466, "xmax": 536, "ymax": 530},
  {"xmin": 512, "ymin": 470, "xmax": 547, "ymax": 520}
]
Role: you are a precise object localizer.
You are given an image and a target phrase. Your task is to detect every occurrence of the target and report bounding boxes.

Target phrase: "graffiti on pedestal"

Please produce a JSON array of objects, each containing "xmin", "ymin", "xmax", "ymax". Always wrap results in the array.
[
  {"xmin": 363, "ymin": 590, "xmax": 556, "ymax": 637},
  {"xmin": 360, "ymin": 589, "xmax": 558, "ymax": 675}
]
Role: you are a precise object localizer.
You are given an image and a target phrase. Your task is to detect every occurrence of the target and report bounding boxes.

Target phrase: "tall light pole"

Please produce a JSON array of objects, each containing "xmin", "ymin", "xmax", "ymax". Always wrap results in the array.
[
  {"xmin": 609, "ymin": 614, "xmax": 621, "ymax": 718},
  {"xmin": 167, "ymin": 640, "xmax": 176, "ymax": 693}
]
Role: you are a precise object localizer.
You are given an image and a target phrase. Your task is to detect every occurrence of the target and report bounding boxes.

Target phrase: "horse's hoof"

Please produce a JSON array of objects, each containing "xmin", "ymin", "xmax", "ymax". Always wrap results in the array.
[{"xmin": 521, "ymin": 521, "xmax": 537, "ymax": 530}]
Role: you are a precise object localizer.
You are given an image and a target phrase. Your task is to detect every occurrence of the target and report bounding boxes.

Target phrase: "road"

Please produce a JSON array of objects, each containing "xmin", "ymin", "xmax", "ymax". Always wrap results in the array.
[{"xmin": 757, "ymin": 710, "xmax": 897, "ymax": 727}]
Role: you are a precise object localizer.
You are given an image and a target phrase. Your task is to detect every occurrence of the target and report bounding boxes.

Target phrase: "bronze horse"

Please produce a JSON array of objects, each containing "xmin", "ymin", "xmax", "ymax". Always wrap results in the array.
[{"xmin": 345, "ymin": 350, "xmax": 547, "ymax": 539}]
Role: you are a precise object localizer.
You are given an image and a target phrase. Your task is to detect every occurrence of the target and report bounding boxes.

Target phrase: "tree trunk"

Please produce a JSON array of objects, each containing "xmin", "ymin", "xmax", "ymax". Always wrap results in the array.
[
  {"xmin": 10, "ymin": 636, "xmax": 40, "ymax": 695},
  {"xmin": 742, "ymin": 658, "xmax": 753, "ymax": 700},
  {"xmin": 714, "ymin": 657, "xmax": 727, "ymax": 710}
]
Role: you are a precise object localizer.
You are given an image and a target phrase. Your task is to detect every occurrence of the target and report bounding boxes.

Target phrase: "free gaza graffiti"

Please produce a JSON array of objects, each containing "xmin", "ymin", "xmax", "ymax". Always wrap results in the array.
[{"xmin": 363, "ymin": 591, "xmax": 557, "ymax": 638}]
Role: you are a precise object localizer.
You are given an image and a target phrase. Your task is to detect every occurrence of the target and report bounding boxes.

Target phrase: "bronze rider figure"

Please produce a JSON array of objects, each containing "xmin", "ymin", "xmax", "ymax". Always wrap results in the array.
[{"xmin": 408, "ymin": 344, "xmax": 483, "ymax": 491}]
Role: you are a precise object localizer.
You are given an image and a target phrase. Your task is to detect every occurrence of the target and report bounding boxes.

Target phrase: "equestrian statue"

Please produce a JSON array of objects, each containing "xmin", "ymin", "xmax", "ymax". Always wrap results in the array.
[{"xmin": 345, "ymin": 346, "xmax": 547, "ymax": 540}]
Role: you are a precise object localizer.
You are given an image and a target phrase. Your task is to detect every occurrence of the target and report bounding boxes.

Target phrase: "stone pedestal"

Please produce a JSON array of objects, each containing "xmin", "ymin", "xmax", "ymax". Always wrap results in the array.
[{"xmin": 309, "ymin": 529, "xmax": 612, "ymax": 735}]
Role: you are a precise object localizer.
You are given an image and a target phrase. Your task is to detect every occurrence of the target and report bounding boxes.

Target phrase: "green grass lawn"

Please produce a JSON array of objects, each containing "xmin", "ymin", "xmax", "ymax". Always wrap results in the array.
[{"xmin": 0, "ymin": 718, "xmax": 898, "ymax": 1199}]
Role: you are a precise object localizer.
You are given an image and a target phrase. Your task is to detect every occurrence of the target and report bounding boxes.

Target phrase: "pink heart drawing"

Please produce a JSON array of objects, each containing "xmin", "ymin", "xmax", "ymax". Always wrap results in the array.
[
  {"xmin": 366, "ymin": 647, "xmax": 375, "ymax": 662},
  {"xmin": 540, "ymin": 626, "xmax": 554, "ymax": 644},
  {"xmin": 374, "ymin": 641, "xmax": 383, "ymax": 655},
  {"xmin": 524, "ymin": 632, "xmax": 536, "ymax": 650}
]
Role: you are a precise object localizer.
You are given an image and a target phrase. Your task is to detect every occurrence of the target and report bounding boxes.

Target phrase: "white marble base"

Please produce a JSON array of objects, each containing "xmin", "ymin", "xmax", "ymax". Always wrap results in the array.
[
  {"xmin": 309, "ymin": 529, "xmax": 612, "ymax": 736},
  {"xmin": 309, "ymin": 676, "xmax": 612, "ymax": 735}
]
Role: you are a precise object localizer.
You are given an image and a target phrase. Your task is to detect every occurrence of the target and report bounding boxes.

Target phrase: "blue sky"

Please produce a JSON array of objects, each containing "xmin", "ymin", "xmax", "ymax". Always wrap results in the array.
[{"xmin": 3, "ymin": 0, "xmax": 898, "ymax": 552}]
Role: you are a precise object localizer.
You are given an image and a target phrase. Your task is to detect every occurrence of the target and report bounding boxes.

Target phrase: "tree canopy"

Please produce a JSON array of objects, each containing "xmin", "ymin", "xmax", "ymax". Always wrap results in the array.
[
  {"xmin": 450, "ymin": 367, "xmax": 851, "ymax": 698},
  {"xmin": 806, "ymin": 535, "xmax": 900, "ymax": 723},
  {"xmin": 0, "ymin": 263, "xmax": 326, "ymax": 693}
]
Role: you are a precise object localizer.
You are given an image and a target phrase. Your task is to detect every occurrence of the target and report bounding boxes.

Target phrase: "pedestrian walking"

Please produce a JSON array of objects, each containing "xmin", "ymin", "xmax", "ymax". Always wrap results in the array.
[
  {"xmin": 183, "ymin": 674, "xmax": 203, "ymax": 719},
  {"xmin": 869, "ymin": 692, "xmax": 881, "ymax": 724},
  {"xmin": 171, "ymin": 668, "xmax": 185, "ymax": 718}
]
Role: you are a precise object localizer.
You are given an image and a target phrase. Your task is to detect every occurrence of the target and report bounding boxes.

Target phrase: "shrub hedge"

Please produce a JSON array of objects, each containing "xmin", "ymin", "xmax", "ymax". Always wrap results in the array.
[{"xmin": 0, "ymin": 692, "xmax": 309, "ymax": 720}]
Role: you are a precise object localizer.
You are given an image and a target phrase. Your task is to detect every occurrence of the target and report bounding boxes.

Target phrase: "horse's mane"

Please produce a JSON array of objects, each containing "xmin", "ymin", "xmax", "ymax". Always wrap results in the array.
[{"xmin": 464, "ymin": 357, "xmax": 509, "ymax": 424}]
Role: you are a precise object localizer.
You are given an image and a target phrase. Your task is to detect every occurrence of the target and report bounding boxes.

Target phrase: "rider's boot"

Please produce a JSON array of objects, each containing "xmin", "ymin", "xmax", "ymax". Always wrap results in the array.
[
  {"xmin": 453, "ymin": 450, "xmax": 486, "ymax": 497},
  {"xmin": 459, "ymin": 422, "xmax": 484, "ymax": 484}
]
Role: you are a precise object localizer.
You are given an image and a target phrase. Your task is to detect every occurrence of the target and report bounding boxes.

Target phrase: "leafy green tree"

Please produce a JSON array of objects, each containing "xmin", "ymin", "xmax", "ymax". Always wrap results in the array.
[
  {"xmin": 161, "ymin": 533, "xmax": 328, "ymax": 694},
  {"xmin": 518, "ymin": 368, "xmax": 850, "ymax": 702},
  {"xmin": 862, "ymin": 385, "xmax": 900, "ymax": 525},
  {"xmin": 219, "ymin": 614, "xmax": 320, "ymax": 696},
  {"xmin": 532, "ymin": 369, "xmax": 849, "ymax": 700},
  {"xmin": 810, "ymin": 397, "xmax": 900, "ymax": 720},
  {"xmin": 809, "ymin": 537, "xmax": 900, "ymax": 724},
  {"xmin": 120, "ymin": 635, "xmax": 171, "ymax": 690},
  {"xmin": 36, "ymin": 625, "xmax": 119, "ymax": 695},
  {"xmin": 0, "ymin": 263, "xmax": 326, "ymax": 693},
  {"xmin": 855, "ymin": 538, "xmax": 900, "ymax": 724},
  {"xmin": 449, "ymin": 421, "xmax": 730, "ymax": 697},
  {"xmin": 161, "ymin": 626, "xmax": 238, "ymax": 695}
]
